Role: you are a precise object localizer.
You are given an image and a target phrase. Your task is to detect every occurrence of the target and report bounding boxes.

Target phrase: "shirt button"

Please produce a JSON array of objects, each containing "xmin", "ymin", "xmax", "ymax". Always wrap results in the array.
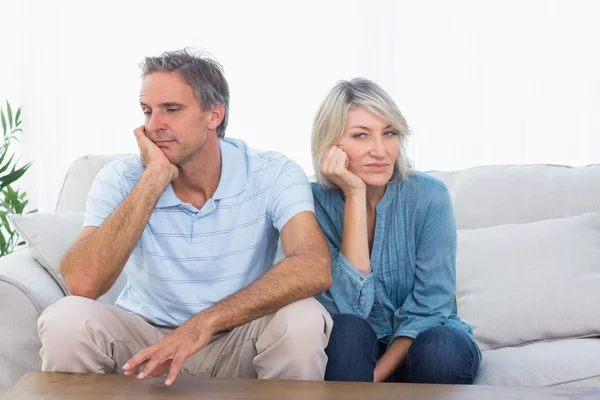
[
  {"xmin": 382, "ymin": 319, "xmax": 387, "ymax": 323},
  {"xmin": 359, "ymin": 277, "xmax": 364, "ymax": 281},
  {"xmin": 374, "ymin": 300, "xmax": 379, "ymax": 305}
]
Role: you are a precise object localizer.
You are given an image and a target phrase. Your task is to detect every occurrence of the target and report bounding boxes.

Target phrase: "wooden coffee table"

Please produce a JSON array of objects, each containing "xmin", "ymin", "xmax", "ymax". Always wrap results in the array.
[{"xmin": 3, "ymin": 372, "xmax": 600, "ymax": 400}]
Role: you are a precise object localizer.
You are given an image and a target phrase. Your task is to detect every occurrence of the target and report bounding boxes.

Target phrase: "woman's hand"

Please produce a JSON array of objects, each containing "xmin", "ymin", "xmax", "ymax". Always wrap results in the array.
[{"xmin": 320, "ymin": 146, "xmax": 365, "ymax": 196}]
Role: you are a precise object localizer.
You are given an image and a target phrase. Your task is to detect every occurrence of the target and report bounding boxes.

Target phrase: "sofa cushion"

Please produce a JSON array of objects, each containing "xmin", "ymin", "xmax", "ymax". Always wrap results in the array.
[
  {"xmin": 429, "ymin": 164, "xmax": 600, "ymax": 229},
  {"xmin": 10, "ymin": 212, "xmax": 127, "ymax": 305},
  {"xmin": 476, "ymin": 338, "xmax": 600, "ymax": 387},
  {"xmin": 456, "ymin": 212, "xmax": 600, "ymax": 351},
  {"xmin": 11, "ymin": 212, "xmax": 84, "ymax": 294},
  {"xmin": 55, "ymin": 154, "xmax": 128, "ymax": 213}
]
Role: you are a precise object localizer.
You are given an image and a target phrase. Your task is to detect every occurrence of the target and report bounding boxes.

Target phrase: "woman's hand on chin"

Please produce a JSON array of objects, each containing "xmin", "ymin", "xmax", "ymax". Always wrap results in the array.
[{"xmin": 320, "ymin": 146, "xmax": 366, "ymax": 196}]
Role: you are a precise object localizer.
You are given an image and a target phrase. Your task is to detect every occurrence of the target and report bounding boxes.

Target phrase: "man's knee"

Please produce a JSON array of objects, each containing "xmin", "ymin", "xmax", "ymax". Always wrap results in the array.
[
  {"xmin": 264, "ymin": 297, "xmax": 332, "ymax": 352},
  {"xmin": 38, "ymin": 296, "xmax": 106, "ymax": 370},
  {"xmin": 38, "ymin": 296, "xmax": 100, "ymax": 342}
]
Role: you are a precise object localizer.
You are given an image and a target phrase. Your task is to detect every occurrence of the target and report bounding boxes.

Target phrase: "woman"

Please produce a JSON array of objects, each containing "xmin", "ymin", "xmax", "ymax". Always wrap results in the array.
[{"xmin": 311, "ymin": 78, "xmax": 481, "ymax": 383}]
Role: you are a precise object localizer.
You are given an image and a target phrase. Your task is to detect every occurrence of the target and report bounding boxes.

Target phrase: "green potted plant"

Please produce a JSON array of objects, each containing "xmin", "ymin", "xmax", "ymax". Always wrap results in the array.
[{"xmin": 0, "ymin": 100, "xmax": 35, "ymax": 256}]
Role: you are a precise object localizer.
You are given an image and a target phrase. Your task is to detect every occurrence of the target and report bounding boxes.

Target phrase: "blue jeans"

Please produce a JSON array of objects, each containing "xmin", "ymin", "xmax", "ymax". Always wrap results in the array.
[{"xmin": 325, "ymin": 314, "xmax": 480, "ymax": 383}]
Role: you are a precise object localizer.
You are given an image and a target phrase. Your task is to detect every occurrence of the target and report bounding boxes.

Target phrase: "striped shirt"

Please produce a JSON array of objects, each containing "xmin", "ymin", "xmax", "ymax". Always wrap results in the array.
[{"xmin": 83, "ymin": 138, "xmax": 314, "ymax": 326}]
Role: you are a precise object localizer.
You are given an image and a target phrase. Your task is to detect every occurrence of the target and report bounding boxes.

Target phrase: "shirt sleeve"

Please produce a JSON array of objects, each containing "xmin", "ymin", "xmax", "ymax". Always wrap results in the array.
[
  {"xmin": 83, "ymin": 162, "xmax": 130, "ymax": 228},
  {"xmin": 313, "ymin": 194, "xmax": 375, "ymax": 318},
  {"xmin": 393, "ymin": 185, "xmax": 457, "ymax": 339},
  {"xmin": 268, "ymin": 159, "xmax": 315, "ymax": 232}
]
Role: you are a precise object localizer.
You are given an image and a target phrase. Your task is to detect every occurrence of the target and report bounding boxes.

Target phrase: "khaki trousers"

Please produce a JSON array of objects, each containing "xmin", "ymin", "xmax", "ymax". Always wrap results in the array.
[{"xmin": 38, "ymin": 296, "xmax": 332, "ymax": 380}]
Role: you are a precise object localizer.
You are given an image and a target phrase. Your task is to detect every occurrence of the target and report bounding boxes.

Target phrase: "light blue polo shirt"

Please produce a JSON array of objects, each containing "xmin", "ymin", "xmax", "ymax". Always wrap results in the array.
[{"xmin": 83, "ymin": 138, "xmax": 314, "ymax": 326}]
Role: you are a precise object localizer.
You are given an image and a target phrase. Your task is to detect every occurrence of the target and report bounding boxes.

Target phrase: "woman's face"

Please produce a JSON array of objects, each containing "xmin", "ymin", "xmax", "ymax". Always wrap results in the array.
[{"xmin": 336, "ymin": 107, "xmax": 400, "ymax": 187}]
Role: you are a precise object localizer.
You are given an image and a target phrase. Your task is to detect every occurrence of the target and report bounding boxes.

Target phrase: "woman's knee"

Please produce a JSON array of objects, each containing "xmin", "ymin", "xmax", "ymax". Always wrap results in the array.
[
  {"xmin": 325, "ymin": 315, "xmax": 378, "ymax": 382},
  {"xmin": 328, "ymin": 315, "xmax": 376, "ymax": 347},
  {"xmin": 405, "ymin": 326, "xmax": 480, "ymax": 384}
]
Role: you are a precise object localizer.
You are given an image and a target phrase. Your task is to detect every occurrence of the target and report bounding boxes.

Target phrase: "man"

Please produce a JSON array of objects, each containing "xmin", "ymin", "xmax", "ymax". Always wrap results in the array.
[{"xmin": 38, "ymin": 49, "xmax": 333, "ymax": 386}]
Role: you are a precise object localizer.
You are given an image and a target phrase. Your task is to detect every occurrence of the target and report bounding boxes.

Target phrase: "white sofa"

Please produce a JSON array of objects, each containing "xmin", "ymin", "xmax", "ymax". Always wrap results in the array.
[{"xmin": 0, "ymin": 155, "xmax": 599, "ymax": 394}]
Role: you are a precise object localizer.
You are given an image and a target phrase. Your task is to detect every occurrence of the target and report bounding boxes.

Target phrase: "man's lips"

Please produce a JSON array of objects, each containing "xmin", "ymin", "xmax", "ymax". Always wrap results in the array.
[{"xmin": 154, "ymin": 140, "xmax": 175, "ymax": 145}]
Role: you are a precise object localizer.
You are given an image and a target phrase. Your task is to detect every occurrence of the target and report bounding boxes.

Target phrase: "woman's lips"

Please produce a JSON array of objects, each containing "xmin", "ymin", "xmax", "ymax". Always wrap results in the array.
[{"xmin": 366, "ymin": 163, "xmax": 390, "ymax": 172}]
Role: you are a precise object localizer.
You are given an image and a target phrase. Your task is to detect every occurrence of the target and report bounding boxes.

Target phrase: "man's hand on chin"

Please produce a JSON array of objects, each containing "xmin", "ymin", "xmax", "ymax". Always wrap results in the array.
[{"xmin": 122, "ymin": 318, "xmax": 213, "ymax": 386}]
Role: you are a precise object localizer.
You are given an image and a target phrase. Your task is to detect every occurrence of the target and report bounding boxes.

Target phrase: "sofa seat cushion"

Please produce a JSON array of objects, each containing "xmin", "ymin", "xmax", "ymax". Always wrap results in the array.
[{"xmin": 476, "ymin": 338, "xmax": 600, "ymax": 387}]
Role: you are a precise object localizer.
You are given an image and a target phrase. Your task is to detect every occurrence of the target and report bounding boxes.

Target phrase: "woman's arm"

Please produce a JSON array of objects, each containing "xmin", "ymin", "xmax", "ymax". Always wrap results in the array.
[
  {"xmin": 314, "ymin": 146, "xmax": 376, "ymax": 316},
  {"xmin": 313, "ymin": 196, "xmax": 375, "ymax": 318},
  {"xmin": 373, "ymin": 337, "xmax": 414, "ymax": 382},
  {"xmin": 341, "ymin": 193, "xmax": 371, "ymax": 272}
]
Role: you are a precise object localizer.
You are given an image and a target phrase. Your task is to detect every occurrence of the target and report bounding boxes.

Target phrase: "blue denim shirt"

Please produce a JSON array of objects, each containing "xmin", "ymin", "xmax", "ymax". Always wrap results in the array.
[{"xmin": 312, "ymin": 172, "xmax": 479, "ymax": 355}]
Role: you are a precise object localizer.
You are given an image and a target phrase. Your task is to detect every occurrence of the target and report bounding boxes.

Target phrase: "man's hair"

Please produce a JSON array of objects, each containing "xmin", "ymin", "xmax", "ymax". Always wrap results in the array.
[
  {"xmin": 311, "ymin": 78, "xmax": 413, "ymax": 190},
  {"xmin": 140, "ymin": 48, "xmax": 230, "ymax": 138}
]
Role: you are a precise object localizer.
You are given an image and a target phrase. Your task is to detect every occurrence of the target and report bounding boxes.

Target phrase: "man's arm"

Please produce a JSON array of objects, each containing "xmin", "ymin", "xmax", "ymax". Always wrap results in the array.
[
  {"xmin": 61, "ymin": 164, "xmax": 172, "ymax": 299},
  {"xmin": 125, "ymin": 210, "xmax": 332, "ymax": 385},
  {"xmin": 199, "ymin": 210, "xmax": 332, "ymax": 332},
  {"xmin": 62, "ymin": 126, "xmax": 177, "ymax": 299}
]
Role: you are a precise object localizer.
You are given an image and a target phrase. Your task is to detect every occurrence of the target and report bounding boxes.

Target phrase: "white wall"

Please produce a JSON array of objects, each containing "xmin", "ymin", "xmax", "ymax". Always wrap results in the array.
[{"xmin": 7, "ymin": 0, "xmax": 600, "ymax": 212}]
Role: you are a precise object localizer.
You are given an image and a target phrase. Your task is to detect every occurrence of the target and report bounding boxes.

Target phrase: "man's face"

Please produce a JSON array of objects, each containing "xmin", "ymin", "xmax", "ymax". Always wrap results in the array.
[{"xmin": 139, "ymin": 72, "xmax": 213, "ymax": 165}]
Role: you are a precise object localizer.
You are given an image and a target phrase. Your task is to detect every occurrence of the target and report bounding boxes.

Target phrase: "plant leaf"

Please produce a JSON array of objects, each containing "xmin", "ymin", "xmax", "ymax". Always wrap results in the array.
[
  {"xmin": 0, "ymin": 163, "xmax": 31, "ymax": 190},
  {"xmin": 1, "ymin": 214, "xmax": 12, "ymax": 235},
  {"xmin": 0, "ymin": 230, "xmax": 7, "ymax": 256},
  {"xmin": 6, "ymin": 101, "xmax": 12, "ymax": 130},
  {"xmin": 15, "ymin": 108, "xmax": 21, "ymax": 127},
  {"xmin": 0, "ymin": 153, "xmax": 16, "ymax": 174},
  {"xmin": 1, "ymin": 108, "xmax": 6, "ymax": 137}
]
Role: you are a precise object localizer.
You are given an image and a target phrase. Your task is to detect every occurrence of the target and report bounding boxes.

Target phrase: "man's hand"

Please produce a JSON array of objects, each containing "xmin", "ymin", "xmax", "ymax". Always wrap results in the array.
[
  {"xmin": 320, "ymin": 146, "xmax": 365, "ymax": 196},
  {"xmin": 133, "ymin": 126, "xmax": 179, "ymax": 182},
  {"xmin": 122, "ymin": 320, "xmax": 213, "ymax": 386}
]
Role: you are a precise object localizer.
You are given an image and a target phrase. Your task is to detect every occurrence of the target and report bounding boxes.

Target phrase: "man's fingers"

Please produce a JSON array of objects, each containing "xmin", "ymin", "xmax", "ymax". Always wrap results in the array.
[
  {"xmin": 165, "ymin": 353, "xmax": 186, "ymax": 386},
  {"xmin": 137, "ymin": 349, "xmax": 172, "ymax": 380},
  {"xmin": 150, "ymin": 361, "xmax": 171, "ymax": 377},
  {"xmin": 133, "ymin": 125, "xmax": 146, "ymax": 140},
  {"xmin": 123, "ymin": 345, "xmax": 156, "ymax": 374}
]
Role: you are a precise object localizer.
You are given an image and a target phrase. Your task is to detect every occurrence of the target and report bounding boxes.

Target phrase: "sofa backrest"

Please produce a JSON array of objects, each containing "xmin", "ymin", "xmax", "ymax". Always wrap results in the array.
[
  {"xmin": 429, "ymin": 164, "xmax": 600, "ymax": 229},
  {"xmin": 55, "ymin": 154, "xmax": 130, "ymax": 213},
  {"xmin": 57, "ymin": 155, "xmax": 600, "ymax": 229}
]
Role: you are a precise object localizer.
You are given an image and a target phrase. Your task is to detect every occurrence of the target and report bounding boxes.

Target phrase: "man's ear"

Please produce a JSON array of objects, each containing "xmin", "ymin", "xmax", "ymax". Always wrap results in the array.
[{"xmin": 207, "ymin": 103, "xmax": 225, "ymax": 131}]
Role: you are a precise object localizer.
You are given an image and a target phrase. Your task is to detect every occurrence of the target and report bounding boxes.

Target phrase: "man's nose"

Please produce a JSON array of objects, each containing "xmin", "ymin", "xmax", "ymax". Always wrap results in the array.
[{"xmin": 147, "ymin": 111, "xmax": 166, "ymax": 133}]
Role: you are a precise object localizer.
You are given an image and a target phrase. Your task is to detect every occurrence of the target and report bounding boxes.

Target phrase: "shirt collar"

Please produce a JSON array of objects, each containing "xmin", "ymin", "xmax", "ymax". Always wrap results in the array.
[
  {"xmin": 332, "ymin": 179, "xmax": 397, "ymax": 213},
  {"xmin": 155, "ymin": 138, "xmax": 248, "ymax": 208},
  {"xmin": 213, "ymin": 138, "xmax": 248, "ymax": 200}
]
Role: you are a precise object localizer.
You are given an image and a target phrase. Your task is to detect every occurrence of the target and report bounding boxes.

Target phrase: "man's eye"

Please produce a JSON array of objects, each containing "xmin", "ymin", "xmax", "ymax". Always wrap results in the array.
[
  {"xmin": 167, "ymin": 108, "xmax": 178, "ymax": 113},
  {"xmin": 143, "ymin": 111, "xmax": 151, "ymax": 116}
]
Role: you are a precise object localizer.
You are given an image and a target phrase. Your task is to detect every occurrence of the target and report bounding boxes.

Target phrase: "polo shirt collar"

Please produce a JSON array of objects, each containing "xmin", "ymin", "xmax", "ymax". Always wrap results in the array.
[{"xmin": 155, "ymin": 138, "xmax": 248, "ymax": 208}]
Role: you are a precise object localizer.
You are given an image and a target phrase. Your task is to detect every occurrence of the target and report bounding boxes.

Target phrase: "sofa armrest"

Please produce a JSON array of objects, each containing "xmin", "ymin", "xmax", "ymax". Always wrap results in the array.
[{"xmin": 0, "ymin": 248, "xmax": 65, "ymax": 395}]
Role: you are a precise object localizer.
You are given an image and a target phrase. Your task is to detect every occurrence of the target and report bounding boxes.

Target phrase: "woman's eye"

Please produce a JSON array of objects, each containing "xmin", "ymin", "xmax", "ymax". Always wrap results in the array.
[
  {"xmin": 353, "ymin": 133, "xmax": 367, "ymax": 138},
  {"xmin": 384, "ymin": 131, "xmax": 398, "ymax": 136}
]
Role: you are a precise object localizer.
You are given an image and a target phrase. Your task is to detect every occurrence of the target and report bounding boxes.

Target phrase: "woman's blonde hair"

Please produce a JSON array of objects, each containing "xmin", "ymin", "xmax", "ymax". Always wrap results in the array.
[{"xmin": 311, "ymin": 78, "xmax": 413, "ymax": 190}]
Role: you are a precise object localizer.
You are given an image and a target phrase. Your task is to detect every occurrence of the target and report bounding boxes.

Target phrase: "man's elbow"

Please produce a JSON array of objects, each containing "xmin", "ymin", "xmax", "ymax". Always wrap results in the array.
[
  {"xmin": 64, "ymin": 275, "xmax": 101, "ymax": 299},
  {"xmin": 61, "ymin": 261, "xmax": 101, "ymax": 300},
  {"xmin": 314, "ymin": 251, "xmax": 333, "ymax": 293}
]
